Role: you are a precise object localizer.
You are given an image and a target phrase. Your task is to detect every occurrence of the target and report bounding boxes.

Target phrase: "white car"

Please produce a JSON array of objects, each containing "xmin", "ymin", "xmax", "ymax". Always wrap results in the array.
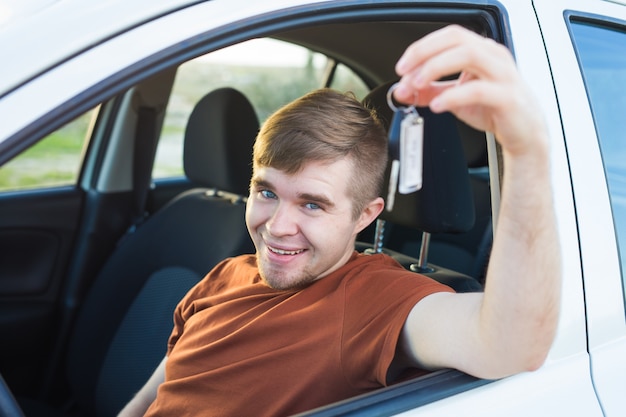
[{"xmin": 0, "ymin": 0, "xmax": 625, "ymax": 416}]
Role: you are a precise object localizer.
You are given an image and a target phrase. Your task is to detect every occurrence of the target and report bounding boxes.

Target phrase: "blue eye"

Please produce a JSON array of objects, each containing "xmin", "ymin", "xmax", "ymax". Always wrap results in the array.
[
  {"xmin": 260, "ymin": 190, "xmax": 276, "ymax": 199},
  {"xmin": 305, "ymin": 202, "xmax": 321, "ymax": 210}
]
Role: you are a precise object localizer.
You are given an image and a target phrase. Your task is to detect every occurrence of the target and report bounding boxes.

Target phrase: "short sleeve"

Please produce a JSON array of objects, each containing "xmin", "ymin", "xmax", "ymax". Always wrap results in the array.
[
  {"xmin": 340, "ymin": 255, "xmax": 453, "ymax": 389},
  {"xmin": 166, "ymin": 256, "xmax": 258, "ymax": 354},
  {"xmin": 166, "ymin": 275, "xmax": 208, "ymax": 354}
]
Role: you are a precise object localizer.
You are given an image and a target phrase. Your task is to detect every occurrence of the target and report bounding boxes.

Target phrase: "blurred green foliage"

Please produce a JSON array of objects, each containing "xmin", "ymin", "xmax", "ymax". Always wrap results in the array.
[
  {"xmin": 0, "ymin": 113, "xmax": 90, "ymax": 190},
  {"xmin": 0, "ymin": 56, "xmax": 367, "ymax": 189}
]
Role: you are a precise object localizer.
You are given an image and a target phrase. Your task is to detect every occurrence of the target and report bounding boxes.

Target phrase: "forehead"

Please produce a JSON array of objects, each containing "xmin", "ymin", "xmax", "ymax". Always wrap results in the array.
[{"xmin": 253, "ymin": 159, "xmax": 354, "ymax": 200}]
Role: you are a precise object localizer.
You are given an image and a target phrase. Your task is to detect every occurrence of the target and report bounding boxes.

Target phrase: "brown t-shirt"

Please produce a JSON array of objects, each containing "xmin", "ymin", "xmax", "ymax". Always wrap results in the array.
[{"xmin": 145, "ymin": 252, "xmax": 452, "ymax": 417}]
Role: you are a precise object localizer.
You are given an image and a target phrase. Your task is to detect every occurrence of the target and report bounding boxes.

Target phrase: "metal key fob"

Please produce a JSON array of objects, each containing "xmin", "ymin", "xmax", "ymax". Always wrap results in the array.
[
  {"xmin": 386, "ymin": 109, "xmax": 403, "ymax": 211},
  {"xmin": 398, "ymin": 108, "xmax": 424, "ymax": 194},
  {"xmin": 386, "ymin": 84, "xmax": 424, "ymax": 212}
]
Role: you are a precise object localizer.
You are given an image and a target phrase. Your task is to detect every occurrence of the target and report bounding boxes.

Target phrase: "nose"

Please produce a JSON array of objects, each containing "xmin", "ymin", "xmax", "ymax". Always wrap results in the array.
[{"xmin": 266, "ymin": 203, "xmax": 298, "ymax": 237}]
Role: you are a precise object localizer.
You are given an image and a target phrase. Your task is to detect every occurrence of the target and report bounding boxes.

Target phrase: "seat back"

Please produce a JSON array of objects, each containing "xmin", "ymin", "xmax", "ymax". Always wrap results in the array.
[
  {"xmin": 65, "ymin": 87, "xmax": 258, "ymax": 417},
  {"xmin": 360, "ymin": 81, "xmax": 485, "ymax": 291}
]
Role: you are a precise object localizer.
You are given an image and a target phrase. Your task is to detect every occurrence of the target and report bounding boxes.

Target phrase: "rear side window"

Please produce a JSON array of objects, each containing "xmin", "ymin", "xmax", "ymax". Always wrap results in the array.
[
  {"xmin": 152, "ymin": 38, "xmax": 368, "ymax": 179},
  {"xmin": 570, "ymin": 19, "xmax": 626, "ymax": 294},
  {"xmin": 0, "ymin": 110, "xmax": 95, "ymax": 192}
]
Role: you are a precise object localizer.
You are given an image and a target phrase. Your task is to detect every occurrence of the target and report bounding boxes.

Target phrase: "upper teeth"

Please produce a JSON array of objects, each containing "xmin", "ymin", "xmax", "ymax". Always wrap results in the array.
[{"xmin": 270, "ymin": 247, "xmax": 303, "ymax": 255}]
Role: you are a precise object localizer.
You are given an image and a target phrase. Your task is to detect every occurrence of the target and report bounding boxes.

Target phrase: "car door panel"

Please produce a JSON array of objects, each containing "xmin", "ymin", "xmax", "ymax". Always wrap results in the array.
[
  {"xmin": 535, "ymin": 1, "xmax": 626, "ymax": 416},
  {"xmin": 0, "ymin": 188, "xmax": 83, "ymax": 394},
  {"xmin": 0, "ymin": 0, "xmax": 620, "ymax": 414}
]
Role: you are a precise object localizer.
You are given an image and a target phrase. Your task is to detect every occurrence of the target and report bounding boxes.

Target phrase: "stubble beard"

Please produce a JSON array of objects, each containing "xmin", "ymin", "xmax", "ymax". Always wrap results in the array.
[{"xmin": 257, "ymin": 261, "xmax": 318, "ymax": 290}]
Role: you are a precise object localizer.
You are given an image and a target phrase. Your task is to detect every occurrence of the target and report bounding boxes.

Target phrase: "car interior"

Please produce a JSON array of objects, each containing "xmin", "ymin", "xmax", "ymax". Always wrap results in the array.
[{"xmin": 0, "ymin": 7, "xmax": 503, "ymax": 417}]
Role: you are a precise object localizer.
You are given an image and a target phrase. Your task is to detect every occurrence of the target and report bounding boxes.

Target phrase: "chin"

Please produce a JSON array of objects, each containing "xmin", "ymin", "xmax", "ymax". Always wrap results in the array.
[{"xmin": 259, "ymin": 267, "xmax": 317, "ymax": 290}]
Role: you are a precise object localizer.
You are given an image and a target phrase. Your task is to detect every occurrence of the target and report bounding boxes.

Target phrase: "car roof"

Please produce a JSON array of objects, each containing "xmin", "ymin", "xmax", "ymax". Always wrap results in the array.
[
  {"xmin": 0, "ymin": 0, "xmax": 201, "ymax": 97},
  {"xmin": 1, "ymin": 0, "xmax": 495, "ymax": 99},
  {"xmin": 275, "ymin": 21, "xmax": 446, "ymax": 86}
]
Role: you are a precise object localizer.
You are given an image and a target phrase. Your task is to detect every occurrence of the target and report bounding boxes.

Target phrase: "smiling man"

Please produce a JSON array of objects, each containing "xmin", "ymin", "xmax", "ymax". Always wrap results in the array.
[
  {"xmin": 246, "ymin": 91, "xmax": 389, "ymax": 290},
  {"xmin": 119, "ymin": 26, "xmax": 560, "ymax": 417},
  {"xmin": 247, "ymin": 160, "xmax": 372, "ymax": 290}
]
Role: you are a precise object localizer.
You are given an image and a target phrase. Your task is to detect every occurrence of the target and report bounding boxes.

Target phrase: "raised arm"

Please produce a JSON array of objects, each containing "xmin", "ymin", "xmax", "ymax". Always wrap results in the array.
[
  {"xmin": 393, "ymin": 25, "xmax": 561, "ymax": 379},
  {"xmin": 117, "ymin": 356, "xmax": 167, "ymax": 417}
]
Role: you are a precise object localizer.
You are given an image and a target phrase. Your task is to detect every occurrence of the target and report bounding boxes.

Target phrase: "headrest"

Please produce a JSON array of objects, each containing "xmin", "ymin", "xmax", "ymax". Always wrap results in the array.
[
  {"xmin": 363, "ymin": 81, "xmax": 475, "ymax": 234},
  {"xmin": 457, "ymin": 123, "xmax": 488, "ymax": 168},
  {"xmin": 183, "ymin": 87, "xmax": 260, "ymax": 195}
]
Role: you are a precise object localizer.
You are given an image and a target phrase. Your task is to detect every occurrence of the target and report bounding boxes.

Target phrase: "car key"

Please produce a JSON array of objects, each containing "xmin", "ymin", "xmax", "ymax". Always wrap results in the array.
[{"xmin": 386, "ymin": 83, "xmax": 424, "ymax": 212}]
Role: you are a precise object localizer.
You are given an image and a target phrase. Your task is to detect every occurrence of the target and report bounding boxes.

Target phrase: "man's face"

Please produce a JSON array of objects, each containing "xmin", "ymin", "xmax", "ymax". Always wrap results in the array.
[{"xmin": 246, "ymin": 159, "xmax": 382, "ymax": 290}]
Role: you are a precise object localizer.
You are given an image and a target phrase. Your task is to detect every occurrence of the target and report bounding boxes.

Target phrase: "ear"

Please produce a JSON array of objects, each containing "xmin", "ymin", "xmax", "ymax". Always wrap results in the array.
[{"xmin": 355, "ymin": 197, "xmax": 385, "ymax": 234}]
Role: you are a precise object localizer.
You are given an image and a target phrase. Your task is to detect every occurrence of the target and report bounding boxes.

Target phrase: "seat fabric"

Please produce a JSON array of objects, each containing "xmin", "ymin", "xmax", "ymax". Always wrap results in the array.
[
  {"xmin": 359, "ymin": 81, "xmax": 487, "ymax": 290},
  {"xmin": 23, "ymin": 87, "xmax": 259, "ymax": 417}
]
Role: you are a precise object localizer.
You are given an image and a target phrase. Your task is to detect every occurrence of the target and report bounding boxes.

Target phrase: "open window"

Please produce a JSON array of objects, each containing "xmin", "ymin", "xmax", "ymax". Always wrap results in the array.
[{"xmin": 0, "ymin": 2, "xmax": 508, "ymax": 415}]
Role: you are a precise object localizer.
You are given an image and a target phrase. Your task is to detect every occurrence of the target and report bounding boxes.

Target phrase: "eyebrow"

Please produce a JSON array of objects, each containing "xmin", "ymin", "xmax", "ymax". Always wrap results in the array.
[
  {"xmin": 297, "ymin": 192, "xmax": 335, "ymax": 209},
  {"xmin": 250, "ymin": 177, "xmax": 271, "ymax": 190},
  {"xmin": 250, "ymin": 177, "xmax": 336, "ymax": 209}
]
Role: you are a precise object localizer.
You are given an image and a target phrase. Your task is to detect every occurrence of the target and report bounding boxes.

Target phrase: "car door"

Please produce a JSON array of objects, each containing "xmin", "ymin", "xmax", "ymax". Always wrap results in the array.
[
  {"xmin": 0, "ymin": 0, "xmax": 608, "ymax": 415},
  {"xmin": 0, "ymin": 122, "xmax": 88, "ymax": 395},
  {"xmin": 0, "ymin": 6, "xmax": 189, "ymax": 401},
  {"xmin": 0, "ymin": 80, "xmax": 173, "ymax": 400},
  {"xmin": 393, "ymin": 0, "xmax": 602, "ymax": 414},
  {"xmin": 0, "ymin": 0, "xmax": 381, "ymax": 405},
  {"xmin": 535, "ymin": 1, "xmax": 626, "ymax": 416}
]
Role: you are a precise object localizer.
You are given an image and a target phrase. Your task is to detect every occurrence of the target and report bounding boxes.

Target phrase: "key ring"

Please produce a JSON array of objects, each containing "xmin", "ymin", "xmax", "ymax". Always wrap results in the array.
[{"xmin": 386, "ymin": 82, "xmax": 417, "ymax": 114}]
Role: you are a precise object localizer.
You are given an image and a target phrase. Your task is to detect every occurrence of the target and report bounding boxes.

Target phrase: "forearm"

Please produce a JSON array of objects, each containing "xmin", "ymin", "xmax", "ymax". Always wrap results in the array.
[
  {"xmin": 394, "ymin": 25, "xmax": 562, "ymax": 380},
  {"xmin": 118, "ymin": 356, "xmax": 167, "ymax": 417},
  {"xmin": 118, "ymin": 395, "xmax": 156, "ymax": 417},
  {"xmin": 479, "ymin": 137, "xmax": 561, "ymax": 377}
]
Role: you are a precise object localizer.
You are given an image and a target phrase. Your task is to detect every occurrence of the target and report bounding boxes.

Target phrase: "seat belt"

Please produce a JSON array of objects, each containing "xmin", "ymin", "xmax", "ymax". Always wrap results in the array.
[{"xmin": 128, "ymin": 106, "xmax": 159, "ymax": 234}]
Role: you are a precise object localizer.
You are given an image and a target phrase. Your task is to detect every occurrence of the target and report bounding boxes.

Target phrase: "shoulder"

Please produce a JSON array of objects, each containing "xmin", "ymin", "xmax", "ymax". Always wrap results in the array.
[
  {"xmin": 344, "ymin": 252, "xmax": 405, "ymax": 272},
  {"xmin": 340, "ymin": 252, "xmax": 452, "ymax": 301},
  {"xmin": 342, "ymin": 252, "xmax": 417, "ymax": 280},
  {"xmin": 180, "ymin": 254, "xmax": 258, "ymax": 306},
  {"xmin": 212, "ymin": 254, "xmax": 258, "ymax": 276}
]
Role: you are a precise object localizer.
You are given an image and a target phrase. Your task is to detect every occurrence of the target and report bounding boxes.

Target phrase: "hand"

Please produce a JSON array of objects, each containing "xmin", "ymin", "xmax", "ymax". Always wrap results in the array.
[
  {"xmin": 393, "ymin": 25, "xmax": 547, "ymax": 158},
  {"xmin": 394, "ymin": 26, "xmax": 560, "ymax": 380}
]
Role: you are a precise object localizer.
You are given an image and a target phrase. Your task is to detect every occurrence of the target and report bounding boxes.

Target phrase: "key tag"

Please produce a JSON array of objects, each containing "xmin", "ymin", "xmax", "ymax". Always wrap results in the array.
[{"xmin": 386, "ymin": 83, "xmax": 424, "ymax": 211}]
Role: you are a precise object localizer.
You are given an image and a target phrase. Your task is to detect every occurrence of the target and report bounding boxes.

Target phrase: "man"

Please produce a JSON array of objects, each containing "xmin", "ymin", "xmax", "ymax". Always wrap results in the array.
[{"xmin": 119, "ymin": 25, "xmax": 560, "ymax": 416}]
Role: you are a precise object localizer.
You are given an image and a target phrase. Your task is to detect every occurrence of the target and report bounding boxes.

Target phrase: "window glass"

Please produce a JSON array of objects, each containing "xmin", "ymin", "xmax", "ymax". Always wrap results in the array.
[
  {"xmin": 153, "ymin": 38, "xmax": 367, "ymax": 178},
  {"xmin": 329, "ymin": 63, "xmax": 369, "ymax": 99},
  {"xmin": 0, "ymin": 110, "xmax": 95, "ymax": 191},
  {"xmin": 570, "ymin": 21, "xmax": 626, "ymax": 296}
]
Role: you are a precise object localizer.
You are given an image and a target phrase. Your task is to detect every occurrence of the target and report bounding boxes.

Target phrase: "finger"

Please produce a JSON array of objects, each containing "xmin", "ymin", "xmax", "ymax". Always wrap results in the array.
[
  {"xmin": 396, "ymin": 25, "xmax": 473, "ymax": 74},
  {"xmin": 436, "ymin": 79, "xmax": 504, "ymax": 113},
  {"xmin": 396, "ymin": 25, "xmax": 518, "ymax": 97},
  {"xmin": 396, "ymin": 25, "xmax": 486, "ymax": 78},
  {"xmin": 393, "ymin": 71, "xmax": 484, "ymax": 108},
  {"xmin": 393, "ymin": 79, "xmax": 455, "ymax": 107},
  {"xmin": 406, "ymin": 40, "xmax": 514, "ymax": 93},
  {"xmin": 431, "ymin": 80, "xmax": 532, "ymax": 141}
]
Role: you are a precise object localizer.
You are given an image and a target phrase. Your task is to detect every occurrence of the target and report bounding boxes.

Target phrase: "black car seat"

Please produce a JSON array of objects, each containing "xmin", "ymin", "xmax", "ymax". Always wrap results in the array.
[
  {"xmin": 393, "ymin": 119, "xmax": 492, "ymax": 283},
  {"xmin": 22, "ymin": 87, "xmax": 259, "ymax": 417},
  {"xmin": 358, "ymin": 81, "xmax": 486, "ymax": 292}
]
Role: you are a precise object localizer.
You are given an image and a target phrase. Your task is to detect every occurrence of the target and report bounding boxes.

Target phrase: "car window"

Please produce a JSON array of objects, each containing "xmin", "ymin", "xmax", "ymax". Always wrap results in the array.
[
  {"xmin": 153, "ymin": 38, "xmax": 368, "ymax": 178},
  {"xmin": 328, "ymin": 62, "xmax": 369, "ymax": 98},
  {"xmin": 570, "ymin": 20, "xmax": 626, "ymax": 301},
  {"xmin": 0, "ymin": 109, "xmax": 96, "ymax": 192}
]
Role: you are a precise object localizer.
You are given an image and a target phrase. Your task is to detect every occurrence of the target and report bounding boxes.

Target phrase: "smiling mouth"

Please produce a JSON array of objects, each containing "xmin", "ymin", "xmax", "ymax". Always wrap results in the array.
[{"xmin": 268, "ymin": 246, "xmax": 305, "ymax": 256}]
